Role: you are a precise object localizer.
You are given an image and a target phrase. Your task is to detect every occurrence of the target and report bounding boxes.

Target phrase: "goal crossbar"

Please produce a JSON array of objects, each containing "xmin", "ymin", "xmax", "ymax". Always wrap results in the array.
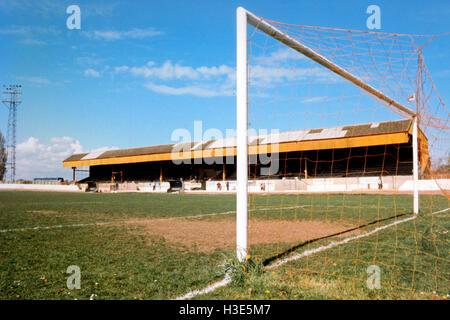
[{"xmin": 243, "ymin": 7, "xmax": 416, "ymax": 118}]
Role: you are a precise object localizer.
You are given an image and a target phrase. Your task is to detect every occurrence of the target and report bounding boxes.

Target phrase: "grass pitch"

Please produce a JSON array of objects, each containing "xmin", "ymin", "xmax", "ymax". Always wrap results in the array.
[{"xmin": 0, "ymin": 190, "xmax": 448, "ymax": 300}]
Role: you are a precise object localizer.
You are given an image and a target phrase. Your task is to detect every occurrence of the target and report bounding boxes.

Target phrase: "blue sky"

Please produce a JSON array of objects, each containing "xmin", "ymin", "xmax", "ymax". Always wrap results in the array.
[{"xmin": 0, "ymin": 0, "xmax": 449, "ymax": 179}]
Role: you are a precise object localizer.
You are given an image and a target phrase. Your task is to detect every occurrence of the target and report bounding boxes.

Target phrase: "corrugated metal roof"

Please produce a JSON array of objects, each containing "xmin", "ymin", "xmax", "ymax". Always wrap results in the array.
[
  {"xmin": 342, "ymin": 120, "xmax": 411, "ymax": 137},
  {"xmin": 99, "ymin": 143, "xmax": 176, "ymax": 159},
  {"xmin": 64, "ymin": 153, "xmax": 89, "ymax": 162},
  {"xmin": 63, "ymin": 119, "xmax": 412, "ymax": 163}
]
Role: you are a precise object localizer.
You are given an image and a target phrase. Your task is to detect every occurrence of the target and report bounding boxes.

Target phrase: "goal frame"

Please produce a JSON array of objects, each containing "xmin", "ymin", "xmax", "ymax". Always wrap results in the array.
[{"xmin": 235, "ymin": 6, "xmax": 420, "ymax": 262}]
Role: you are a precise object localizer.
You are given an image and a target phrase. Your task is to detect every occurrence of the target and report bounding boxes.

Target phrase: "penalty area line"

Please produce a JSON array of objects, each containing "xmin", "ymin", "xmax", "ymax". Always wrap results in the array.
[
  {"xmin": 0, "ymin": 205, "xmax": 309, "ymax": 234},
  {"xmin": 267, "ymin": 207, "xmax": 449, "ymax": 269},
  {"xmin": 267, "ymin": 208, "xmax": 449, "ymax": 269},
  {"xmin": 180, "ymin": 205, "xmax": 310, "ymax": 220},
  {"xmin": 432, "ymin": 207, "xmax": 450, "ymax": 215},
  {"xmin": 0, "ymin": 221, "xmax": 118, "ymax": 233}
]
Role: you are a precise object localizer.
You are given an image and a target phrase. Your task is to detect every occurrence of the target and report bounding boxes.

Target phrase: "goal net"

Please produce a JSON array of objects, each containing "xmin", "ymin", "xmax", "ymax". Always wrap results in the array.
[{"xmin": 236, "ymin": 7, "xmax": 449, "ymax": 298}]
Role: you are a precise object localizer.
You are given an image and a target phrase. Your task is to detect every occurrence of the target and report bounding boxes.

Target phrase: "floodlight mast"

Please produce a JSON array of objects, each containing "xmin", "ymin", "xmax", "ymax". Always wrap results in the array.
[
  {"xmin": 235, "ymin": 7, "xmax": 420, "ymax": 261},
  {"xmin": 2, "ymin": 84, "xmax": 22, "ymax": 182}
]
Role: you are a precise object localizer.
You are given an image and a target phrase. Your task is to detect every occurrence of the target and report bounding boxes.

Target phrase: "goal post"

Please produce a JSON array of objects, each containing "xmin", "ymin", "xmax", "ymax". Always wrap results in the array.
[
  {"xmin": 235, "ymin": 7, "xmax": 423, "ymax": 262},
  {"xmin": 236, "ymin": 6, "xmax": 248, "ymax": 262}
]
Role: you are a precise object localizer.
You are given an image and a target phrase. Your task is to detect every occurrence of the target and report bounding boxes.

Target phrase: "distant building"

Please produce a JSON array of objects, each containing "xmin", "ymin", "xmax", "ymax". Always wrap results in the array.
[
  {"xmin": 63, "ymin": 119, "xmax": 429, "ymax": 185},
  {"xmin": 33, "ymin": 177, "xmax": 64, "ymax": 184}
]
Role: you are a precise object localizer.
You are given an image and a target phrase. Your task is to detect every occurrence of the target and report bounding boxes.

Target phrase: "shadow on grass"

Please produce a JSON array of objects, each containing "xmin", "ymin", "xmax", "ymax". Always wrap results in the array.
[{"xmin": 262, "ymin": 213, "xmax": 409, "ymax": 267}]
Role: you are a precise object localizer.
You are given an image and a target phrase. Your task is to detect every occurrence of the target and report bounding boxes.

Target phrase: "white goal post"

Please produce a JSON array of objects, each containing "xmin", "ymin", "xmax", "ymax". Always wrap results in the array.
[{"xmin": 235, "ymin": 7, "xmax": 420, "ymax": 262}]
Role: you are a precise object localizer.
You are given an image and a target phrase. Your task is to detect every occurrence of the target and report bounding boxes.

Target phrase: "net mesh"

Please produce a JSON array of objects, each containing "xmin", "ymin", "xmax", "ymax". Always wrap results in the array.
[{"xmin": 245, "ymin": 17, "xmax": 449, "ymax": 298}]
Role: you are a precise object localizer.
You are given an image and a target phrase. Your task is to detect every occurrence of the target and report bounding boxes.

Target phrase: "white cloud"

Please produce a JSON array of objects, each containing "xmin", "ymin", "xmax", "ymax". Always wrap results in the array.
[
  {"xmin": 82, "ymin": 2, "xmax": 120, "ymax": 17},
  {"xmin": 301, "ymin": 96, "xmax": 329, "ymax": 103},
  {"xmin": 76, "ymin": 56, "xmax": 105, "ymax": 67},
  {"xmin": 118, "ymin": 56, "xmax": 335, "ymax": 98},
  {"xmin": 124, "ymin": 28, "xmax": 163, "ymax": 38},
  {"xmin": 0, "ymin": 25, "xmax": 60, "ymax": 36},
  {"xmin": 129, "ymin": 61, "xmax": 234, "ymax": 81},
  {"xmin": 19, "ymin": 38, "xmax": 46, "ymax": 45},
  {"xmin": 84, "ymin": 69, "xmax": 101, "ymax": 77},
  {"xmin": 254, "ymin": 48, "xmax": 306, "ymax": 65},
  {"xmin": 17, "ymin": 76, "xmax": 52, "ymax": 85},
  {"xmin": 249, "ymin": 64, "xmax": 336, "ymax": 87},
  {"xmin": 122, "ymin": 51, "xmax": 317, "ymax": 87},
  {"xmin": 119, "ymin": 58, "xmax": 333, "ymax": 98},
  {"xmin": 0, "ymin": 25, "xmax": 30, "ymax": 36},
  {"xmin": 124, "ymin": 61, "xmax": 235, "ymax": 97},
  {"xmin": 196, "ymin": 65, "xmax": 234, "ymax": 78},
  {"xmin": 90, "ymin": 31, "xmax": 122, "ymax": 41},
  {"xmin": 114, "ymin": 66, "xmax": 129, "ymax": 73},
  {"xmin": 0, "ymin": 1, "xmax": 64, "ymax": 16},
  {"xmin": 144, "ymin": 82, "xmax": 232, "ymax": 97},
  {"xmin": 15, "ymin": 136, "xmax": 115, "ymax": 180},
  {"xmin": 84, "ymin": 28, "xmax": 163, "ymax": 41},
  {"xmin": 130, "ymin": 61, "xmax": 199, "ymax": 80},
  {"xmin": 16, "ymin": 136, "xmax": 81, "ymax": 180},
  {"xmin": 0, "ymin": 25, "xmax": 58, "ymax": 47}
]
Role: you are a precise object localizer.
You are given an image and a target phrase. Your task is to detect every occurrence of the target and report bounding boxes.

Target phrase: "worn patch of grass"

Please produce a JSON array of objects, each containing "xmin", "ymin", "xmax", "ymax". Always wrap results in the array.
[
  {"xmin": 201, "ymin": 210, "xmax": 449, "ymax": 300},
  {"xmin": 0, "ymin": 223, "xmax": 227, "ymax": 299}
]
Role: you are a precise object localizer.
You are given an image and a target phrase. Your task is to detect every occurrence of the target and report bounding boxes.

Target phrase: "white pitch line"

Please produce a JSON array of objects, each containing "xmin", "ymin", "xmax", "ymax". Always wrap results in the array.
[
  {"xmin": 0, "ymin": 221, "xmax": 117, "ymax": 233},
  {"xmin": 181, "ymin": 205, "xmax": 310, "ymax": 220},
  {"xmin": 0, "ymin": 204, "xmax": 390, "ymax": 234},
  {"xmin": 181, "ymin": 211, "xmax": 236, "ymax": 219},
  {"xmin": 174, "ymin": 274, "xmax": 231, "ymax": 300},
  {"xmin": 266, "ymin": 216, "xmax": 417, "ymax": 269},
  {"xmin": 0, "ymin": 206, "xmax": 310, "ymax": 234},
  {"xmin": 267, "ymin": 207, "xmax": 450, "ymax": 269},
  {"xmin": 432, "ymin": 208, "xmax": 450, "ymax": 215},
  {"xmin": 175, "ymin": 207, "xmax": 449, "ymax": 300},
  {"xmin": 183, "ymin": 204, "xmax": 404, "ymax": 220}
]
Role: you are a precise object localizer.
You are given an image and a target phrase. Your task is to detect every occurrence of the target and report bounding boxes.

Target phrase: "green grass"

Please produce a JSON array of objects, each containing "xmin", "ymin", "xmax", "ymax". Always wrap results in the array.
[
  {"xmin": 205, "ymin": 212, "xmax": 449, "ymax": 300},
  {"xmin": 0, "ymin": 190, "xmax": 448, "ymax": 300}
]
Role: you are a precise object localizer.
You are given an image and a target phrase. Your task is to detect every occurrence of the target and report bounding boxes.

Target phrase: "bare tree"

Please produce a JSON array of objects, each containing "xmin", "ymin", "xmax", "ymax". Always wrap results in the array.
[{"xmin": 0, "ymin": 131, "xmax": 6, "ymax": 181}]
